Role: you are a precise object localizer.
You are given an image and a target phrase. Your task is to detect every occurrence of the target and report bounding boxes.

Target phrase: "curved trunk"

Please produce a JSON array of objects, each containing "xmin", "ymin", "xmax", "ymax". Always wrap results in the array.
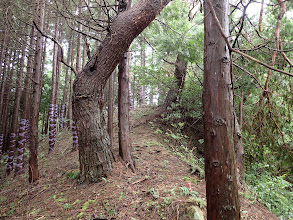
[{"xmin": 73, "ymin": 0, "xmax": 171, "ymax": 182}]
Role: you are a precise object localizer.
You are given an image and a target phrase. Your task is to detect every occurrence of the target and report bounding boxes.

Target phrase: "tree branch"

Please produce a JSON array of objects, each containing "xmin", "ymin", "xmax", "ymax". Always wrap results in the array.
[
  {"xmin": 33, "ymin": 21, "xmax": 77, "ymax": 76},
  {"xmin": 206, "ymin": 0, "xmax": 293, "ymax": 77}
]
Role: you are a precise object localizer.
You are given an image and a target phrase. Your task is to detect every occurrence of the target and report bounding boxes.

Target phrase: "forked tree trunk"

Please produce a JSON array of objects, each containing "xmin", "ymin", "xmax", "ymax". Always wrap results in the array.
[
  {"xmin": 73, "ymin": 0, "xmax": 171, "ymax": 183},
  {"xmin": 203, "ymin": 0, "xmax": 240, "ymax": 218},
  {"xmin": 29, "ymin": 0, "xmax": 45, "ymax": 183}
]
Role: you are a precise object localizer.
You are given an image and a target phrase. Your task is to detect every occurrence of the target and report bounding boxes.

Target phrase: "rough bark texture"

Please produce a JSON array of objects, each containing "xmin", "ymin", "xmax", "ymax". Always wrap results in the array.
[
  {"xmin": 107, "ymin": 71, "xmax": 114, "ymax": 145},
  {"xmin": 29, "ymin": 0, "xmax": 45, "ymax": 183},
  {"xmin": 118, "ymin": 52, "xmax": 135, "ymax": 171},
  {"xmin": 203, "ymin": 0, "xmax": 240, "ymax": 218},
  {"xmin": 73, "ymin": 0, "xmax": 171, "ymax": 182}
]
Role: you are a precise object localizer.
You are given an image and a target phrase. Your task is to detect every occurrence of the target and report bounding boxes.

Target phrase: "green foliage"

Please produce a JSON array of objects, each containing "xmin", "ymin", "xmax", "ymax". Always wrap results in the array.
[
  {"xmin": 246, "ymin": 163, "xmax": 293, "ymax": 219},
  {"xmin": 65, "ymin": 170, "xmax": 80, "ymax": 180}
]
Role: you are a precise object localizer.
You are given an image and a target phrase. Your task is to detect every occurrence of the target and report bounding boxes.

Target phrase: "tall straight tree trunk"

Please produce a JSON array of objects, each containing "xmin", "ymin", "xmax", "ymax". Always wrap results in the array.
[
  {"xmin": 72, "ymin": 8, "xmax": 82, "ymax": 151},
  {"xmin": 118, "ymin": 52, "xmax": 135, "ymax": 171},
  {"xmin": 73, "ymin": 0, "xmax": 171, "ymax": 183},
  {"xmin": 108, "ymin": 71, "xmax": 115, "ymax": 146},
  {"xmin": 118, "ymin": 0, "xmax": 135, "ymax": 171},
  {"xmin": 203, "ymin": 0, "xmax": 240, "ymax": 218},
  {"xmin": 67, "ymin": 36, "xmax": 75, "ymax": 129},
  {"xmin": 15, "ymin": 26, "xmax": 35, "ymax": 176},
  {"xmin": 138, "ymin": 39, "xmax": 145, "ymax": 106},
  {"xmin": 60, "ymin": 34, "xmax": 72, "ymax": 131},
  {"xmin": 29, "ymin": 0, "xmax": 45, "ymax": 183},
  {"xmin": 6, "ymin": 47, "xmax": 25, "ymax": 175},
  {"xmin": 128, "ymin": 53, "xmax": 134, "ymax": 110},
  {"xmin": 48, "ymin": 16, "xmax": 60, "ymax": 153},
  {"xmin": 0, "ymin": 28, "xmax": 7, "ymax": 128},
  {"xmin": 0, "ymin": 51, "xmax": 14, "ymax": 157}
]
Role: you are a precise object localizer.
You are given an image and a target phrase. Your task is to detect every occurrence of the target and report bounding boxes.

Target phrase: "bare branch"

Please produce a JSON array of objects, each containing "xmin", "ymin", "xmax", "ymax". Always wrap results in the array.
[{"xmin": 33, "ymin": 21, "xmax": 77, "ymax": 76}]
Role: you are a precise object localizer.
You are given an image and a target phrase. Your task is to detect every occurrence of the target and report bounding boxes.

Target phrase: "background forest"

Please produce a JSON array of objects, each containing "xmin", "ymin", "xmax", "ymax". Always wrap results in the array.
[{"xmin": 0, "ymin": 0, "xmax": 292, "ymax": 219}]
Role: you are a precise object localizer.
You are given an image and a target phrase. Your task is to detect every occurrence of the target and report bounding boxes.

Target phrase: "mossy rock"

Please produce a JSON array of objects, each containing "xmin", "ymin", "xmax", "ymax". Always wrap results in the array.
[{"xmin": 186, "ymin": 206, "xmax": 204, "ymax": 220}]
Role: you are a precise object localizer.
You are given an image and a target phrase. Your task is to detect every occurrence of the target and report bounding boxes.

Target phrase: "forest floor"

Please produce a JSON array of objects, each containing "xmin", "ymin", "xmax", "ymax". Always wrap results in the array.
[{"xmin": 0, "ymin": 106, "xmax": 280, "ymax": 219}]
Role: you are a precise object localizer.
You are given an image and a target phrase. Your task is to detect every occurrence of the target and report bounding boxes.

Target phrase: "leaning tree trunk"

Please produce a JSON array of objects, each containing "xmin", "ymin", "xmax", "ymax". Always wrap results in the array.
[
  {"xmin": 29, "ymin": 0, "xmax": 45, "ymax": 183},
  {"xmin": 203, "ymin": 0, "xmax": 240, "ymax": 218},
  {"xmin": 73, "ymin": 0, "xmax": 171, "ymax": 183}
]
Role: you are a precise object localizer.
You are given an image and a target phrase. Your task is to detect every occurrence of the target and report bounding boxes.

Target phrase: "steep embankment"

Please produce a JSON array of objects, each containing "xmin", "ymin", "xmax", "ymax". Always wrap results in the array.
[{"xmin": 0, "ymin": 107, "xmax": 278, "ymax": 219}]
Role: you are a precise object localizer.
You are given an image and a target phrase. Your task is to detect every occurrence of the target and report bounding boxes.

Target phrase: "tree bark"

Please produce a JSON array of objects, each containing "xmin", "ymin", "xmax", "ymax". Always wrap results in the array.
[
  {"xmin": 118, "ymin": 52, "xmax": 135, "ymax": 171},
  {"xmin": 6, "ymin": 47, "xmax": 25, "ymax": 175},
  {"xmin": 139, "ymin": 39, "xmax": 146, "ymax": 106},
  {"xmin": 48, "ymin": 16, "xmax": 60, "ymax": 153},
  {"xmin": 0, "ymin": 51, "xmax": 14, "ymax": 158},
  {"xmin": 73, "ymin": 0, "xmax": 171, "ymax": 182},
  {"xmin": 203, "ymin": 0, "xmax": 240, "ymax": 218},
  {"xmin": 60, "ymin": 34, "xmax": 72, "ymax": 131},
  {"xmin": 108, "ymin": 71, "xmax": 115, "ymax": 146},
  {"xmin": 162, "ymin": 54, "xmax": 187, "ymax": 110},
  {"xmin": 29, "ymin": 0, "xmax": 45, "ymax": 183},
  {"xmin": 15, "ymin": 26, "xmax": 35, "ymax": 176}
]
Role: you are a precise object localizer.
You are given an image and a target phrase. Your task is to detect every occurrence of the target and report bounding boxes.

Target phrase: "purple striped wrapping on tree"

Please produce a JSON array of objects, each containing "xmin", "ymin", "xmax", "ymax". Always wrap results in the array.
[
  {"xmin": 6, "ymin": 133, "xmax": 16, "ymax": 173},
  {"xmin": 0, "ymin": 133, "xmax": 3, "ymax": 160},
  {"xmin": 59, "ymin": 104, "xmax": 66, "ymax": 130},
  {"xmin": 72, "ymin": 121, "xmax": 78, "ymax": 144},
  {"xmin": 49, "ymin": 104, "xmax": 58, "ymax": 152},
  {"xmin": 15, "ymin": 118, "xmax": 26, "ymax": 173}
]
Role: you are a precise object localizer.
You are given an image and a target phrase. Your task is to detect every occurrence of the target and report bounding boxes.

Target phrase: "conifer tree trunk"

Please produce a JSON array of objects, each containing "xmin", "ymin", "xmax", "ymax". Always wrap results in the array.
[
  {"xmin": 138, "ymin": 39, "xmax": 146, "ymax": 106},
  {"xmin": 15, "ymin": 26, "xmax": 35, "ymax": 175},
  {"xmin": 29, "ymin": 0, "xmax": 45, "ymax": 183},
  {"xmin": 0, "ymin": 52, "xmax": 14, "ymax": 157},
  {"xmin": 0, "ymin": 28, "xmax": 7, "ymax": 132},
  {"xmin": 6, "ymin": 47, "xmax": 25, "ymax": 175},
  {"xmin": 48, "ymin": 16, "xmax": 60, "ymax": 153},
  {"xmin": 118, "ymin": 52, "xmax": 135, "ymax": 171},
  {"xmin": 73, "ymin": 0, "xmax": 171, "ymax": 182},
  {"xmin": 203, "ymin": 0, "xmax": 240, "ymax": 218},
  {"xmin": 60, "ymin": 34, "xmax": 72, "ymax": 131},
  {"xmin": 108, "ymin": 71, "xmax": 115, "ymax": 145}
]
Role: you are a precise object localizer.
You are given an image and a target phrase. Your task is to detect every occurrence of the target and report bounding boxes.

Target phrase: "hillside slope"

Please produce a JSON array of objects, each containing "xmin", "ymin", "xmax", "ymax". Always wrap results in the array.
[{"xmin": 0, "ymin": 107, "xmax": 279, "ymax": 219}]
